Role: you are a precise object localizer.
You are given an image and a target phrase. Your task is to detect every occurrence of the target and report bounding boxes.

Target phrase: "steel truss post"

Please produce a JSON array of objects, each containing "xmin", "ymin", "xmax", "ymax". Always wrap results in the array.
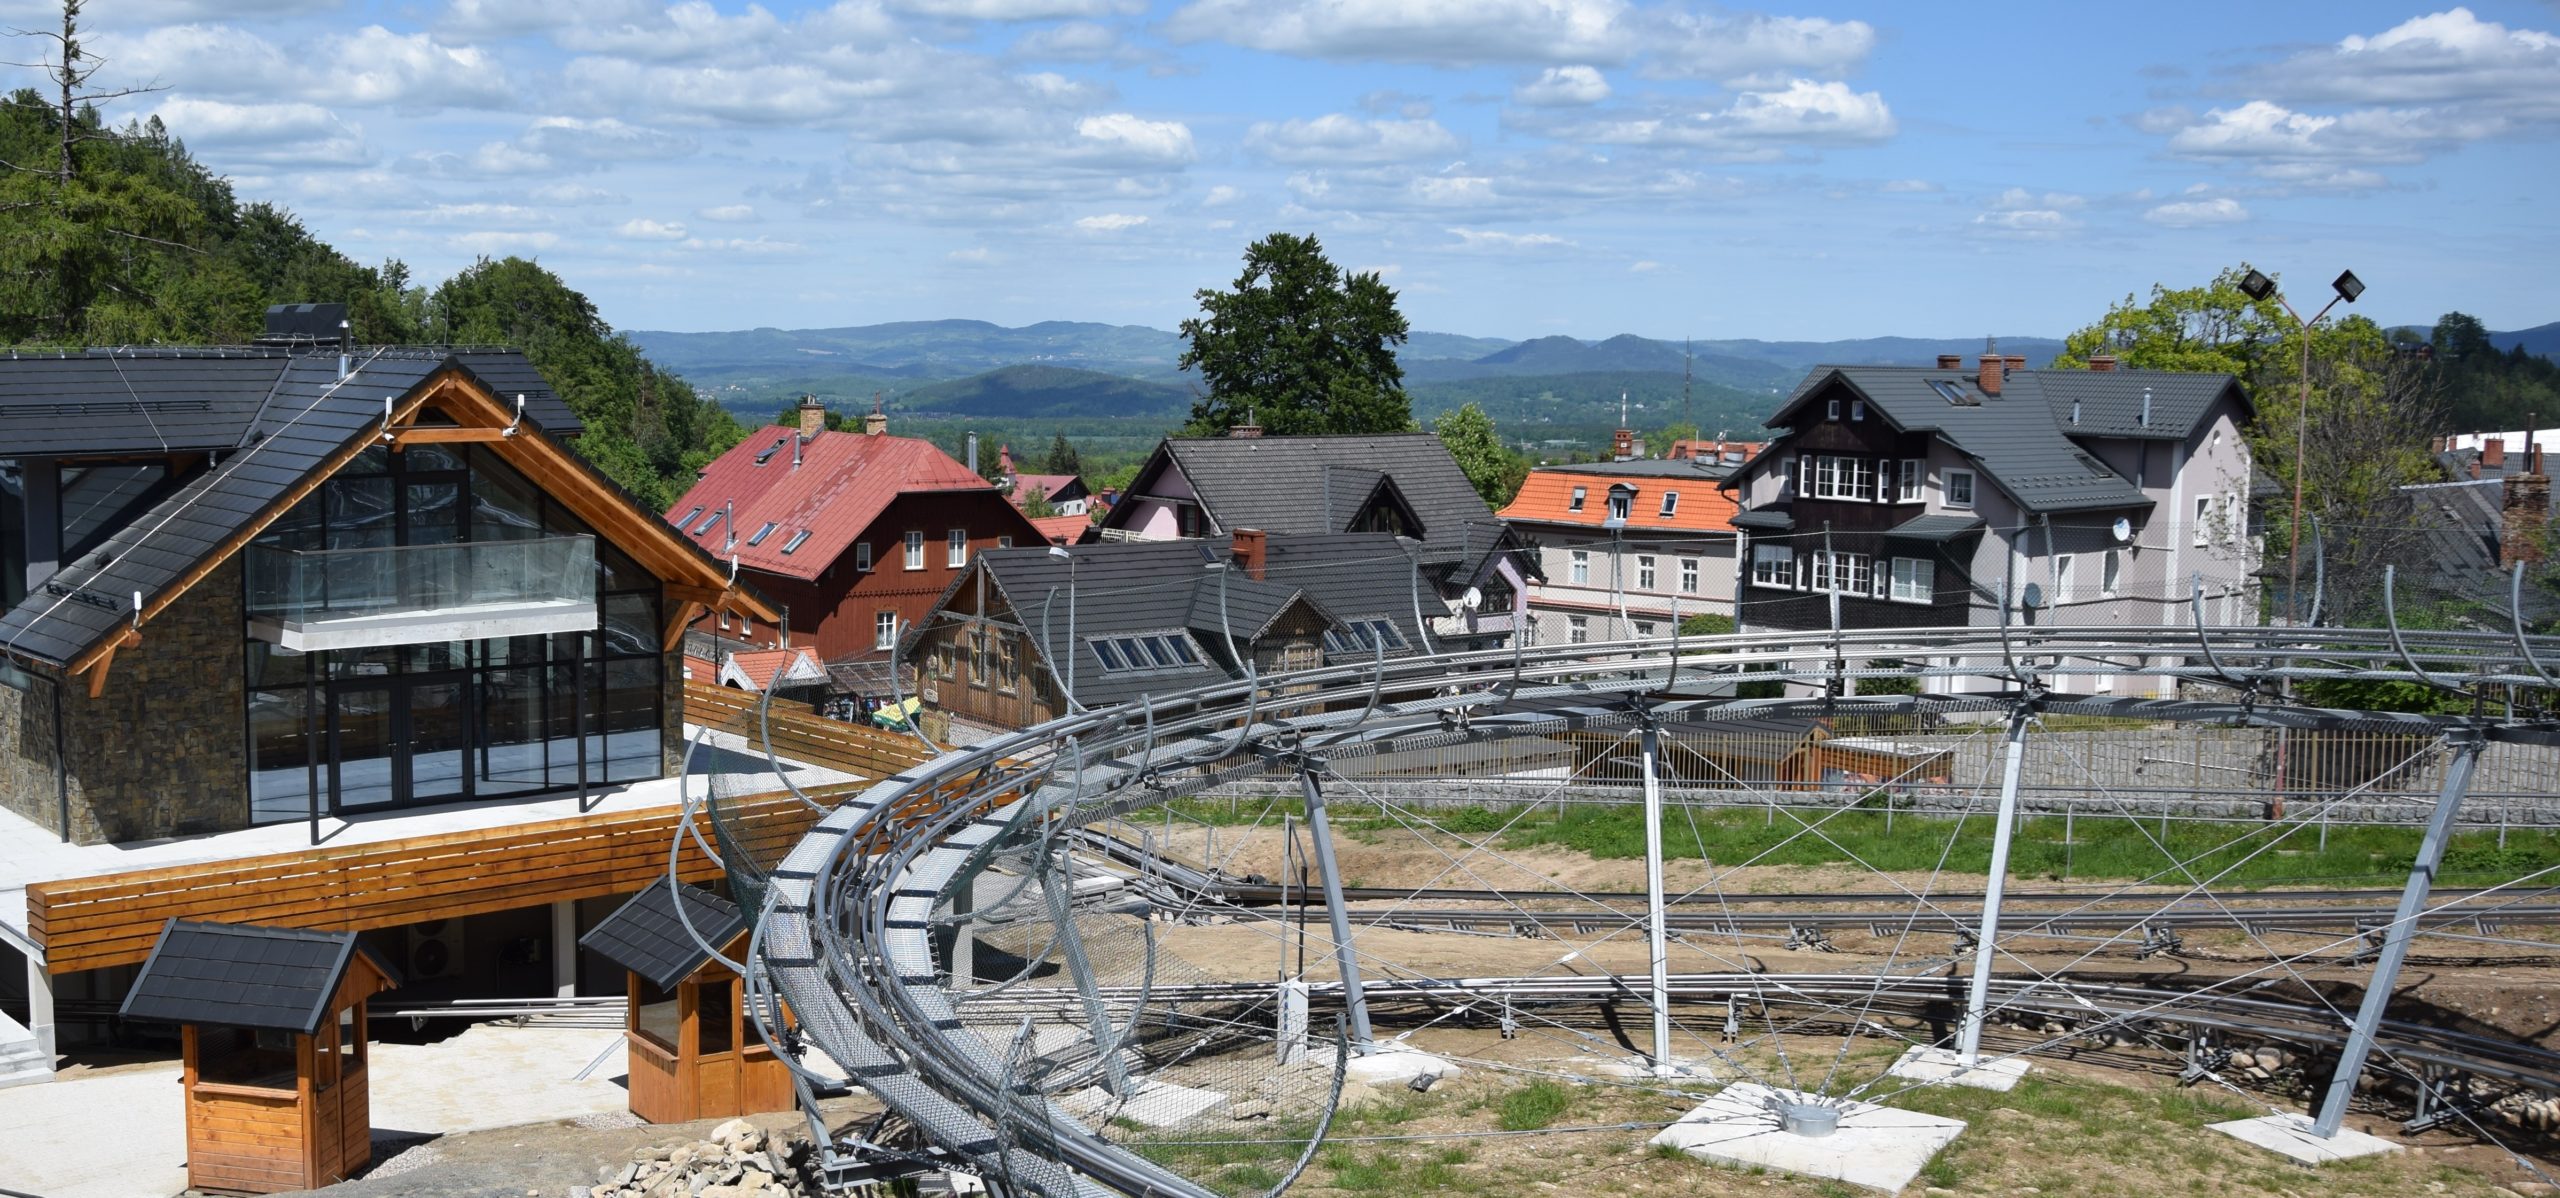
[
  {"xmin": 2311, "ymin": 731, "xmax": 2483, "ymax": 1138},
  {"xmin": 1041, "ymin": 839, "xmax": 1133, "ymax": 1097},
  {"xmin": 1639, "ymin": 717, "xmax": 1673, "ymax": 1070},
  {"xmin": 1957, "ymin": 703, "xmax": 2034, "ymax": 1066},
  {"xmin": 1297, "ymin": 764, "xmax": 1376, "ymax": 1052}
]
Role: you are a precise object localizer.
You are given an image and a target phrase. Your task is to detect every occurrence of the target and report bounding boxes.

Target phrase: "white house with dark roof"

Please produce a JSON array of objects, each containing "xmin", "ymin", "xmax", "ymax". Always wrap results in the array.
[{"xmin": 1721, "ymin": 352, "xmax": 2260, "ymax": 693}]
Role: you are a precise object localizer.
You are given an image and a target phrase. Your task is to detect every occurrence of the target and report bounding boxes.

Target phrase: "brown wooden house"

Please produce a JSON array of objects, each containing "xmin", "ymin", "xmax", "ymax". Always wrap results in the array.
[
  {"xmin": 119, "ymin": 920, "xmax": 400, "ymax": 1194},
  {"xmin": 581, "ymin": 879, "xmax": 792, "ymax": 1123}
]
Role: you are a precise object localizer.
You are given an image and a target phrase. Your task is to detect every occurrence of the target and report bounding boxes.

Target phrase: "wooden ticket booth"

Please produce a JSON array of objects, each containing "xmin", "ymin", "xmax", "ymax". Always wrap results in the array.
[
  {"xmin": 581, "ymin": 879, "xmax": 792, "ymax": 1123},
  {"xmin": 119, "ymin": 919, "xmax": 400, "ymax": 1195}
]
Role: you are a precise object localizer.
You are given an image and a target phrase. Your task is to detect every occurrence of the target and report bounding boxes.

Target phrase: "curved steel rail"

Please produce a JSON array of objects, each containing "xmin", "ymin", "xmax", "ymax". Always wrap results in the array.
[{"xmin": 751, "ymin": 625, "xmax": 2560, "ymax": 1197}]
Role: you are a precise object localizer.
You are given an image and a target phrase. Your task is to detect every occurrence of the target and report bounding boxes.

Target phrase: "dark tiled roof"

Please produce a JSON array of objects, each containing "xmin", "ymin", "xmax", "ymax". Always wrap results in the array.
[
  {"xmin": 934, "ymin": 533, "xmax": 1436, "ymax": 708},
  {"xmin": 1730, "ymin": 508, "xmax": 1794, "ymax": 531},
  {"xmin": 0, "ymin": 347, "xmax": 578, "ymax": 455},
  {"xmin": 1151, "ymin": 433, "xmax": 1495, "ymax": 550},
  {"xmin": 1884, "ymin": 512, "xmax": 1987, "ymax": 542},
  {"xmin": 1750, "ymin": 366, "xmax": 2246, "ymax": 514},
  {"xmin": 581, "ymin": 878, "xmax": 748, "ymax": 992},
  {"xmin": 121, "ymin": 920, "xmax": 395, "ymax": 1034},
  {"xmin": 1534, "ymin": 456, "xmax": 1743, "ymax": 481}
]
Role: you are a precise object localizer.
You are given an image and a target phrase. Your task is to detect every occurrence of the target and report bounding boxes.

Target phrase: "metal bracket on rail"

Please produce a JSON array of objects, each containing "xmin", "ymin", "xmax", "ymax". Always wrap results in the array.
[
  {"xmin": 2402, "ymin": 1065, "xmax": 2490, "ymax": 1135},
  {"xmin": 2134, "ymin": 923, "xmax": 2184, "ymax": 960},
  {"xmin": 2383, "ymin": 564, "xmax": 2482, "ymax": 704}
]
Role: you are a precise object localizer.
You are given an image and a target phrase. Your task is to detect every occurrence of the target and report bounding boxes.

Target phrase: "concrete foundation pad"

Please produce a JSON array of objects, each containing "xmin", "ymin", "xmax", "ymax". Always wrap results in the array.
[
  {"xmin": 1885, "ymin": 1045, "xmax": 2031, "ymax": 1092},
  {"xmin": 1062, "ymin": 1079, "xmax": 1229, "ymax": 1128},
  {"xmin": 2210, "ymin": 1113, "xmax": 2404, "ymax": 1164},
  {"xmin": 1344, "ymin": 1044, "xmax": 1462, "ymax": 1088},
  {"xmin": 1651, "ymin": 1082, "xmax": 1967, "ymax": 1193}
]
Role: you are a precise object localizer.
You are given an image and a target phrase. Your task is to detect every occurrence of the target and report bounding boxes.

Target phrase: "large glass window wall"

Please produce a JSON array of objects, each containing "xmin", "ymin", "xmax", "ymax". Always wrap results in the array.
[{"xmin": 246, "ymin": 445, "xmax": 663, "ymax": 824}]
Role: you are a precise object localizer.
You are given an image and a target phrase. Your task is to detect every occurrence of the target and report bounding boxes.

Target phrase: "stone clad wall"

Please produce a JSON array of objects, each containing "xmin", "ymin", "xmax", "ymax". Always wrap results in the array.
[
  {"xmin": 0, "ymin": 661, "xmax": 67, "ymax": 838},
  {"xmin": 44, "ymin": 559, "xmax": 248, "ymax": 844}
]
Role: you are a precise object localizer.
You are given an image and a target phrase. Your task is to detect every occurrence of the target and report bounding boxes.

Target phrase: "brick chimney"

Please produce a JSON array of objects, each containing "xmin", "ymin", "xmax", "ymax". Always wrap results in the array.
[
  {"xmin": 1977, "ymin": 353, "xmax": 2003, "ymax": 397},
  {"xmin": 2484, "ymin": 436, "xmax": 2505, "ymax": 469},
  {"xmin": 863, "ymin": 397, "xmax": 888, "ymax": 436},
  {"xmin": 1228, "ymin": 418, "xmax": 1263, "ymax": 438},
  {"xmin": 2430, "ymin": 435, "xmax": 2446, "ymax": 453},
  {"xmin": 1230, "ymin": 528, "xmax": 1267, "ymax": 580},
  {"xmin": 2088, "ymin": 353, "xmax": 2117, "ymax": 372},
  {"xmin": 1613, "ymin": 425, "xmax": 1637, "ymax": 461},
  {"xmin": 796, "ymin": 395, "xmax": 826, "ymax": 439},
  {"xmin": 2503, "ymin": 466, "xmax": 2549, "ymax": 566},
  {"xmin": 1936, "ymin": 354, "xmax": 1962, "ymax": 370},
  {"xmin": 2004, "ymin": 354, "xmax": 2026, "ymax": 374}
]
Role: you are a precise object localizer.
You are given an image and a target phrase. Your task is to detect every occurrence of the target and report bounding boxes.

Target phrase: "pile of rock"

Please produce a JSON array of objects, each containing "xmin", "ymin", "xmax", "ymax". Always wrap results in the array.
[{"xmin": 579, "ymin": 1119, "xmax": 813, "ymax": 1198}]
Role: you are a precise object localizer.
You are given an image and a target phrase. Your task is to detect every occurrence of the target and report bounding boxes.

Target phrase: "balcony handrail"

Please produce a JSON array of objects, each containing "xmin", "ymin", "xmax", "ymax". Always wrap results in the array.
[{"xmin": 246, "ymin": 533, "xmax": 597, "ymax": 621}]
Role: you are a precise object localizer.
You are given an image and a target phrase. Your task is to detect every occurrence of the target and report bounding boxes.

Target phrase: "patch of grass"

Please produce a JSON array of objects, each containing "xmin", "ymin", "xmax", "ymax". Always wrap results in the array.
[
  {"xmin": 1501, "ymin": 803, "xmax": 2560, "ymax": 887},
  {"xmin": 1219, "ymin": 1163, "xmax": 1282, "ymax": 1192},
  {"xmin": 1918, "ymin": 1151, "xmax": 1962, "ymax": 1188},
  {"xmin": 1496, "ymin": 1078, "xmax": 1578, "ymax": 1131}
]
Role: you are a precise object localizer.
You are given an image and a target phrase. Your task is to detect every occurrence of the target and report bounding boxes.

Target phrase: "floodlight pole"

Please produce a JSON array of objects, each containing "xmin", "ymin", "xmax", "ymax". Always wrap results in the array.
[
  {"xmin": 2312, "ymin": 730, "xmax": 2482, "ymax": 1138},
  {"xmin": 1639, "ymin": 714, "xmax": 1674, "ymax": 1071},
  {"xmin": 2249, "ymin": 268, "xmax": 2358, "ymax": 627},
  {"xmin": 1957, "ymin": 703, "xmax": 2034, "ymax": 1066}
]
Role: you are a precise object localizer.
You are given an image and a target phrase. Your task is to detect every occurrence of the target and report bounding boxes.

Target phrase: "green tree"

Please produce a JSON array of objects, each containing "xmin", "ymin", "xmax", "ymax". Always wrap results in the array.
[
  {"xmin": 1178, "ymin": 232, "xmax": 1412, "ymax": 436},
  {"xmin": 1434, "ymin": 402, "xmax": 1529, "ymax": 506},
  {"xmin": 1020, "ymin": 484, "xmax": 1057, "ymax": 518},
  {"xmin": 1042, "ymin": 433, "xmax": 1083, "ymax": 477},
  {"xmin": 2061, "ymin": 266, "xmax": 2442, "ymax": 620}
]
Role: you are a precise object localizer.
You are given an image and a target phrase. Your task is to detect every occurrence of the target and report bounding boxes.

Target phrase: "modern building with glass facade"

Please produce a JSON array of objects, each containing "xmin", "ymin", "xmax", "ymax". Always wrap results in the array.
[{"xmin": 0, "ymin": 327, "xmax": 772, "ymax": 845}]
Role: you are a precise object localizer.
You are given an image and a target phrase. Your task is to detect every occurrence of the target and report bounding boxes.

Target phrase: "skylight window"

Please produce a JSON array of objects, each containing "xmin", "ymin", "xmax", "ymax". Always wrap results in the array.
[
  {"xmin": 693, "ymin": 509, "xmax": 725, "ymax": 536},
  {"xmin": 752, "ymin": 436, "xmax": 791, "ymax": 465},
  {"xmin": 747, "ymin": 520, "xmax": 780, "ymax": 546},
  {"xmin": 1323, "ymin": 618, "xmax": 1408, "ymax": 655},
  {"xmin": 677, "ymin": 506, "xmax": 704, "ymax": 529},
  {"xmin": 1929, "ymin": 380, "xmax": 1978, "ymax": 406},
  {"xmin": 781, "ymin": 529, "xmax": 813, "ymax": 554},
  {"xmin": 1088, "ymin": 632, "xmax": 1199, "ymax": 673}
]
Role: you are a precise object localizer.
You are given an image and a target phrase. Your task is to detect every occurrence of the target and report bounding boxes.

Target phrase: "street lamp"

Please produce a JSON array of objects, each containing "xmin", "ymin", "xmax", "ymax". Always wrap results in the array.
[{"xmin": 2236, "ymin": 266, "xmax": 2362, "ymax": 626}]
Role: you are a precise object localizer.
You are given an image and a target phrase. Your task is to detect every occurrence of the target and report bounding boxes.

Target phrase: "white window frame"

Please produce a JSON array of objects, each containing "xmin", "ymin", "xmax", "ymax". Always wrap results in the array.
[
  {"xmin": 1898, "ymin": 459, "xmax": 1922, "ymax": 502},
  {"xmin": 1679, "ymin": 557, "xmax": 1699, "ymax": 594},
  {"xmin": 2194, "ymin": 496, "xmax": 2212, "ymax": 547},
  {"xmin": 1569, "ymin": 549, "xmax": 1590, "ymax": 584},
  {"xmin": 1607, "ymin": 488, "xmax": 1632, "ymax": 521},
  {"xmin": 2054, "ymin": 553, "xmax": 2075, "ymax": 605},
  {"xmin": 874, "ymin": 611, "xmax": 898, "ymax": 650},
  {"xmin": 904, "ymin": 530, "xmax": 925, "ymax": 570},
  {"xmin": 2102, "ymin": 548, "xmax": 2121, "ymax": 598},
  {"xmin": 1636, "ymin": 555, "xmax": 1656, "ymax": 591},
  {"xmin": 1826, "ymin": 398, "xmax": 1841, "ymax": 420},
  {"xmin": 997, "ymin": 535, "xmax": 1013, "ymax": 548},
  {"xmin": 947, "ymin": 528, "xmax": 967, "ymax": 568},
  {"xmin": 1660, "ymin": 491, "xmax": 1679, "ymax": 516},
  {"xmin": 1849, "ymin": 399, "xmax": 1866, "ymax": 422},
  {"xmin": 1567, "ymin": 615, "xmax": 1589, "ymax": 644},
  {"xmin": 1808, "ymin": 455, "xmax": 1877, "ymax": 502},
  {"xmin": 1634, "ymin": 620, "xmax": 1657, "ymax": 639},
  {"xmin": 1944, "ymin": 468, "xmax": 1975, "ymax": 509},
  {"xmin": 1889, "ymin": 557, "xmax": 1934, "ymax": 604},
  {"xmin": 1751, "ymin": 544, "xmax": 1794, "ymax": 589},
  {"xmin": 1568, "ymin": 486, "xmax": 1587, "ymax": 512},
  {"xmin": 854, "ymin": 541, "xmax": 872, "ymax": 571},
  {"xmin": 2224, "ymin": 491, "xmax": 2240, "ymax": 544}
]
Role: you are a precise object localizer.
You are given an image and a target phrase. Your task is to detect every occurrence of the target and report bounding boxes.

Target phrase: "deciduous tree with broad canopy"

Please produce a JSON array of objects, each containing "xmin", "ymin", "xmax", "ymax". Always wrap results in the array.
[{"xmin": 1178, "ymin": 233, "xmax": 1413, "ymax": 436}]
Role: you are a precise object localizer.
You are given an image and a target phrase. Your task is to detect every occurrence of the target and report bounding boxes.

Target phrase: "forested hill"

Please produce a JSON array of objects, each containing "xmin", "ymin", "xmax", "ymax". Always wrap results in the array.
[{"xmin": 0, "ymin": 89, "xmax": 739, "ymax": 511}]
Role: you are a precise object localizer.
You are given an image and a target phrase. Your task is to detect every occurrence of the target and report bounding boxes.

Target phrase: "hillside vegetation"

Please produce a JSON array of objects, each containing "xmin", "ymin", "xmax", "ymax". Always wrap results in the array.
[{"xmin": 0, "ymin": 90, "xmax": 738, "ymax": 510}]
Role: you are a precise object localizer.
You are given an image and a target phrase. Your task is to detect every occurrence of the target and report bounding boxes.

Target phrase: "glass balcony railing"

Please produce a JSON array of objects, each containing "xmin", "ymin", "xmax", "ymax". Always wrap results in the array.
[{"xmin": 246, "ymin": 535, "xmax": 598, "ymax": 650}]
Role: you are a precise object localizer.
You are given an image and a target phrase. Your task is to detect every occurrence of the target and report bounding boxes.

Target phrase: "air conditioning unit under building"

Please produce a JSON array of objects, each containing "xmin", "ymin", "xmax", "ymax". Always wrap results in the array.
[{"xmin": 407, "ymin": 919, "xmax": 466, "ymax": 982}]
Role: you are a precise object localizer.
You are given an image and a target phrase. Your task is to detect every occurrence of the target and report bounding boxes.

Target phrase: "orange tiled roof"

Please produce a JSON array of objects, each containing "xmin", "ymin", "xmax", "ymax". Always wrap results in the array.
[
  {"xmin": 1498, "ymin": 467, "xmax": 1744, "ymax": 533},
  {"xmin": 1029, "ymin": 514, "xmax": 1089, "ymax": 544}
]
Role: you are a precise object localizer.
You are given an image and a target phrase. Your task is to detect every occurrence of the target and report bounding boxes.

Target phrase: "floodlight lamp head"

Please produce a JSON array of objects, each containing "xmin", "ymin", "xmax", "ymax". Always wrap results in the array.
[
  {"xmin": 2331, "ymin": 269, "xmax": 2364, "ymax": 304},
  {"xmin": 2237, "ymin": 269, "xmax": 2277, "ymax": 302},
  {"xmin": 1047, "ymin": 545, "xmax": 1071, "ymax": 561}
]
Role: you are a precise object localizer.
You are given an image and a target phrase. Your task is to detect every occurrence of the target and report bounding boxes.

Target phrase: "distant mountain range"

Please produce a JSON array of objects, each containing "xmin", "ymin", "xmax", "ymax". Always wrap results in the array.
[{"xmin": 629, "ymin": 317, "xmax": 2551, "ymax": 432}]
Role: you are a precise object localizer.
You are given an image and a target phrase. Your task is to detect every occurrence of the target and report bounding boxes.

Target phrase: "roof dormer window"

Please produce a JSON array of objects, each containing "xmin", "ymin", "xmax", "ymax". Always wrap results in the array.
[{"xmin": 1568, "ymin": 486, "xmax": 1587, "ymax": 512}]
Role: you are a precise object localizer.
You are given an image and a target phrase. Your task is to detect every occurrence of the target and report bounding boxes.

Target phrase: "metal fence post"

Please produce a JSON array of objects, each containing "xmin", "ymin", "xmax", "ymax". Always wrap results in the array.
[
  {"xmin": 2311, "ymin": 731, "xmax": 2483, "ymax": 1138},
  {"xmin": 1639, "ymin": 718, "xmax": 1673, "ymax": 1071}
]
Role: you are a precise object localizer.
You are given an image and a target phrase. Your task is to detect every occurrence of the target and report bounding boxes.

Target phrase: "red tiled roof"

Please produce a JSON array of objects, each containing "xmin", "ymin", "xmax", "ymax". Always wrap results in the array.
[
  {"xmin": 722, "ymin": 646, "xmax": 825, "ymax": 691},
  {"xmin": 1497, "ymin": 468, "xmax": 1744, "ymax": 533},
  {"xmin": 1029, "ymin": 514, "xmax": 1088, "ymax": 544},
  {"xmin": 1010, "ymin": 473, "xmax": 1081, "ymax": 507},
  {"xmin": 682, "ymin": 654, "xmax": 718, "ymax": 683},
  {"xmin": 667, "ymin": 427, "xmax": 994, "ymax": 582}
]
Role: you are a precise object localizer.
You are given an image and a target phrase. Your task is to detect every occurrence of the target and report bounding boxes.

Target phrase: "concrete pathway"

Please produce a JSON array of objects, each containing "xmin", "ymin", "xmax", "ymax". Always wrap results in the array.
[{"xmin": 0, "ymin": 1024, "xmax": 636, "ymax": 1198}]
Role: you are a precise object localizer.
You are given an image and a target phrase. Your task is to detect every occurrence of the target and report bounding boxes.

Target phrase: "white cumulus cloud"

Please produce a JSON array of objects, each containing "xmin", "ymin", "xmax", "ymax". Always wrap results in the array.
[
  {"xmin": 617, "ymin": 218, "xmax": 689, "ymax": 240},
  {"xmin": 1074, "ymin": 212, "xmax": 1149, "ymax": 231},
  {"xmin": 1514, "ymin": 65, "xmax": 1610, "ymax": 107},
  {"xmin": 1245, "ymin": 114, "xmax": 1464, "ymax": 165},
  {"xmin": 2144, "ymin": 197, "xmax": 2250, "ymax": 227}
]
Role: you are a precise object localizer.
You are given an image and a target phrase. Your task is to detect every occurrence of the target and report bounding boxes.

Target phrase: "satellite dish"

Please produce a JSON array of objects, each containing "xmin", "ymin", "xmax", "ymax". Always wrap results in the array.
[
  {"xmin": 2020, "ymin": 582, "xmax": 2046, "ymax": 610},
  {"xmin": 2112, "ymin": 517, "xmax": 2134, "ymax": 543},
  {"xmin": 1462, "ymin": 586, "xmax": 1484, "ymax": 612}
]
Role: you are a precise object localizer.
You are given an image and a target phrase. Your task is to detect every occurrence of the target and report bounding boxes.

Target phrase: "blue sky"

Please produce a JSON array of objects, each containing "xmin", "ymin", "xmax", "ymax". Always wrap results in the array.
[{"xmin": 8, "ymin": 1, "xmax": 2556, "ymax": 339}]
